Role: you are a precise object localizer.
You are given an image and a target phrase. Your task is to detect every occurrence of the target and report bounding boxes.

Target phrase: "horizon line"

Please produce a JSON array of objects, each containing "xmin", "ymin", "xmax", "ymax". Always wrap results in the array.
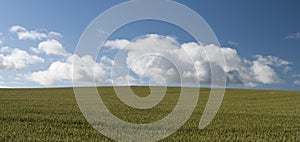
[{"xmin": 0, "ymin": 85, "xmax": 299, "ymax": 92}]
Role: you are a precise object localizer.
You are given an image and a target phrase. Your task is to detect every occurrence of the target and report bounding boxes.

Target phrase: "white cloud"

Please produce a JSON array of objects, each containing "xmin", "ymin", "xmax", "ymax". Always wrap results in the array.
[
  {"xmin": 294, "ymin": 80, "xmax": 300, "ymax": 86},
  {"xmin": 9, "ymin": 25, "xmax": 62, "ymax": 40},
  {"xmin": 114, "ymin": 75, "xmax": 138, "ymax": 86},
  {"xmin": 251, "ymin": 61, "xmax": 280, "ymax": 84},
  {"xmin": 48, "ymin": 32, "xmax": 63, "ymax": 39},
  {"xmin": 10, "ymin": 25, "xmax": 47, "ymax": 40},
  {"xmin": 103, "ymin": 39, "xmax": 130, "ymax": 49},
  {"xmin": 0, "ymin": 46, "xmax": 44, "ymax": 70},
  {"xmin": 32, "ymin": 39, "xmax": 68, "ymax": 56},
  {"xmin": 0, "ymin": 46, "xmax": 11, "ymax": 53},
  {"xmin": 30, "ymin": 61, "xmax": 71, "ymax": 85},
  {"xmin": 30, "ymin": 47, "xmax": 41, "ymax": 54},
  {"xmin": 286, "ymin": 32, "xmax": 300, "ymax": 40},
  {"xmin": 0, "ymin": 85, "xmax": 11, "ymax": 88},
  {"xmin": 105, "ymin": 35, "xmax": 216, "ymax": 85},
  {"xmin": 0, "ymin": 32, "xmax": 3, "ymax": 45},
  {"xmin": 30, "ymin": 34, "xmax": 291, "ymax": 87},
  {"xmin": 30, "ymin": 54, "xmax": 109, "ymax": 86},
  {"xmin": 254, "ymin": 55, "xmax": 292, "ymax": 67},
  {"xmin": 104, "ymin": 34, "xmax": 289, "ymax": 87}
]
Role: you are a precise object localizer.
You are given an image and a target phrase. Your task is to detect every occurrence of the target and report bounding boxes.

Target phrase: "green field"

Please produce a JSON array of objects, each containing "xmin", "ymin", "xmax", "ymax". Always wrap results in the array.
[{"xmin": 0, "ymin": 87, "xmax": 299, "ymax": 141}]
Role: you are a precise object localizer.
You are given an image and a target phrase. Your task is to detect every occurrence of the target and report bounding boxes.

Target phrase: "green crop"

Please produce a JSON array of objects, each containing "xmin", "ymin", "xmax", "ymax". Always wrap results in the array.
[{"xmin": 0, "ymin": 87, "xmax": 299, "ymax": 141}]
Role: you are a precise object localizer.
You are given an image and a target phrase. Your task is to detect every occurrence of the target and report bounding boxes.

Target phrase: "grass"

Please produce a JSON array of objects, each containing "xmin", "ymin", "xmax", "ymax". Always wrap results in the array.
[{"xmin": 0, "ymin": 86, "xmax": 299, "ymax": 141}]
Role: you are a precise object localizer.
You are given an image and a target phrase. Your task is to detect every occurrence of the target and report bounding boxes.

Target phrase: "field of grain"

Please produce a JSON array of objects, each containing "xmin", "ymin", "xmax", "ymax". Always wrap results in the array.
[{"xmin": 0, "ymin": 87, "xmax": 299, "ymax": 141}]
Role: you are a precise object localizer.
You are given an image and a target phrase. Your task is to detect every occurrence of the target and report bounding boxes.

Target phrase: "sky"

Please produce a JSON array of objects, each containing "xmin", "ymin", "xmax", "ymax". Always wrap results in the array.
[{"xmin": 0, "ymin": 0, "xmax": 299, "ymax": 90}]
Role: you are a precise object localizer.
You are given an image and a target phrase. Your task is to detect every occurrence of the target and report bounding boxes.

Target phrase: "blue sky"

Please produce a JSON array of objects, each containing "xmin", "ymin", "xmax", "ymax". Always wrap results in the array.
[{"xmin": 0, "ymin": 0, "xmax": 299, "ymax": 90}]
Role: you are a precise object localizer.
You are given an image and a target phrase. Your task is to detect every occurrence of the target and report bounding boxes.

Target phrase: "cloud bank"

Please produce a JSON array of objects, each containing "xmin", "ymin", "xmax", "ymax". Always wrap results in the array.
[{"xmin": 29, "ymin": 34, "xmax": 291, "ymax": 87}]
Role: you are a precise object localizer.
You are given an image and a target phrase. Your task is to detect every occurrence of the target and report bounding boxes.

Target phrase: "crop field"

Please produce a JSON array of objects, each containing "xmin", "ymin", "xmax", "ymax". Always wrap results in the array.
[{"xmin": 0, "ymin": 86, "xmax": 300, "ymax": 141}]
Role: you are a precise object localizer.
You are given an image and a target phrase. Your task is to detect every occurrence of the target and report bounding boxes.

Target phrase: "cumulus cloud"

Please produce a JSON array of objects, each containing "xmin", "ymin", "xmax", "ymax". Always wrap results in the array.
[
  {"xmin": 32, "ymin": 39, "xmax": 69, "ymax": 56},
  {"xmin": 10, "ymin": 25, "xmax": 47, "ymax": 40},
  {"xmin": 0, "ymin": 46, "xmax": 44, "ymax": 70},
  {"xmin": 251, "ymin": 61, "xmax": 280, "ymax": 84},
  {"xmin": 253, "ymin": 55, "xmax": 292, "ymax": 74},
  {"xmin": 9, "ymin": 25, "xmax": 62, "ymax": 40},
  {"xmin": 103, "ymin": 34, "xmax": 290, "ymax": 87},
  {"xmin": 30, "ymin": 54, "xmax": 110, "ymax": 85},
  {"xmin": 15, "ymin": 25, "xmax": 69, "ymax": 56},
  {"xmin": 103, "ymin": 39, "xmax": 130, "ymax": 49},
  {"xmin": 30, "ymin": 34, "xmax": 291, "ymax": 87}
]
